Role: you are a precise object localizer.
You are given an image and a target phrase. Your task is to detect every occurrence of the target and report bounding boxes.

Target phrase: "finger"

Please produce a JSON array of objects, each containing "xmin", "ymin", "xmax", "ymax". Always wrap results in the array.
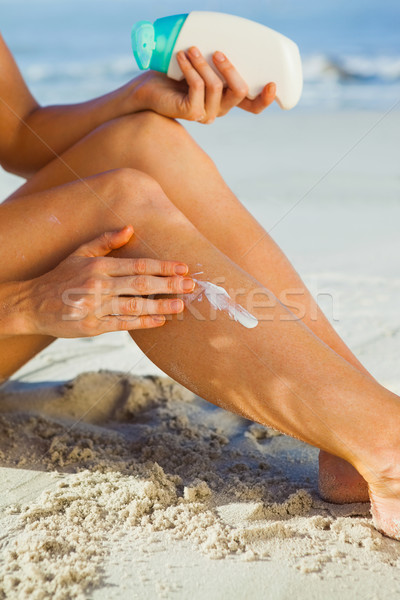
[
  {"xmin": 212, "ymin": 52, "xmax": 249, "ymax": 114},
  {"xmin": 99, "ymin": 314, "xmax": 167, "ymax": 333},
  {"xmin": 104, "ymin": 257, "xmax": 189, "ymax": 277},
  {"xmin": 176, "ymin": 51, "xmax": 206, "ymax": 121},
  {"xmin": 114, "ymin": 275, "xmax": 195, "ymax": 296},
  {"xmin": 186, "ymin": 47, "xmax": 223, "ymax": 123},
  {"xmin": 238, "ymin": 83, "xmax": 276, "ymax": 114},
  {"xmin": 104, "ymin": 297, "xmax": 184, "ymax": 317},
  {"xmin": 74, "ymin": 226, "xmax": 134, "ymax": 258}
]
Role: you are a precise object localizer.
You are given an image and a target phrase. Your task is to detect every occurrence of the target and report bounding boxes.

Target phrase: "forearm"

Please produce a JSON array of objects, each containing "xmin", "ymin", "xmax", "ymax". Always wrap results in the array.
[
  {"xmin": 0, "ymin": 280, "xmax": 32, "ymax": 338},
  {"xmin": 7, "ymin": 78, "xmax": 142, "ymax": 177}
]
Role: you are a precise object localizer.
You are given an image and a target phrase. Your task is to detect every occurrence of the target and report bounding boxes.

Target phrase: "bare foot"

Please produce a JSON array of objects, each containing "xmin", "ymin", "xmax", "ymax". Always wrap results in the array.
[
  {"xmin": 368, "ymin": 476, "xmax": 400, "ymax": 540},
  {"xmin": 318, "ymin": 450, "xmax": 369, "ymax": 503},
  {"xmin": 320, "ymin": 450, "xmax": 400, "ymax": 541},
  {"xmin": 370, "ymin": 494, "xmax": 400, "ymax": 539}
]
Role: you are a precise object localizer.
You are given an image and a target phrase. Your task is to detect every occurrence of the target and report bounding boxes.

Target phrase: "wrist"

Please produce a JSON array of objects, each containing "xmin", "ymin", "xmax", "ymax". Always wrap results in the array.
[
  {"xmin": 115, "ymin": 76, "xmax": 147, "ymax": 116},
  {"xmin": 0, "ymin": 280, "xmax": 36, "ymax": 337}
]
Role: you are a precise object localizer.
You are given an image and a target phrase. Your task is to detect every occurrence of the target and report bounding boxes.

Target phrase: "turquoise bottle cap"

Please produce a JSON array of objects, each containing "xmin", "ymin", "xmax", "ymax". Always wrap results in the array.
[{"xmin": 131, "ymin": 14, "xmax": 188, "ymax": 73}]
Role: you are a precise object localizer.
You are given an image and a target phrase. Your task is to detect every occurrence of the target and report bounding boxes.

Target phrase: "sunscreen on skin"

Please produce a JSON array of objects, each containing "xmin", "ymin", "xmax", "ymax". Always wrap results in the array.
[
  {"xmin": 190, "ymin": 278, "xmax": 258, "ymax": 329},
  {"xmin": 131, "ymin": 11, "xmax": 303, "ymax": 110}
]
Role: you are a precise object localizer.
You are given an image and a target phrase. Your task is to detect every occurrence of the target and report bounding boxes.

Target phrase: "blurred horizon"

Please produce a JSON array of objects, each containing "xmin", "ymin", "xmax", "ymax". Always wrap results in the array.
[{"xmin": 1, "ymin": 0, "xmax": 400, "ymax": 110}]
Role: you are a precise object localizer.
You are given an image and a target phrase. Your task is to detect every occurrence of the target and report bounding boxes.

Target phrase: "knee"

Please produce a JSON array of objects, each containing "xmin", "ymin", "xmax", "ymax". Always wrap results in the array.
[
  {"xmin": 98, "ymin": 167, "xmax": 184, "ymax": 222},
  {"xmin": 107, "ymin": 111, "xmax": 193, "ymax": 157},
  {"xmin": 130, "ymin": 111, "xmax": 215, "ymax": 171},
  {"xmin": 128, "ymin": 110, "xmax": 184, "ymax": 138},
  {"xmin": 103, "ymin": 166, "xmax": 160, "ymax": 199}
]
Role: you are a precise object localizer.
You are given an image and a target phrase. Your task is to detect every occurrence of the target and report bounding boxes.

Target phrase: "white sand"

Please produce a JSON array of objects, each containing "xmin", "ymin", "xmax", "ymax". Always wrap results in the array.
[{"xmin": 1, "ymin": 110, "xmax": 400, "ymax": 599}]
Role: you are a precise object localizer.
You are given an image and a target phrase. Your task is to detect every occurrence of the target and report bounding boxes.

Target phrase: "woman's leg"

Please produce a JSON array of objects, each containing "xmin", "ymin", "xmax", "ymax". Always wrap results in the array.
[
  {"xmin": 8, "ymin": 111, "xmax": 371, "ymax": 500},
  {"xmin": 0, "ymin": 169, "xmax": 156, "ymax": 376},
  {"xmin": 2, "ymin": 167, "xmax": 399, "ymax": 539},
  {"xmin": 10, "ymin": 111, "xmax": 371, "ymax": 374}
]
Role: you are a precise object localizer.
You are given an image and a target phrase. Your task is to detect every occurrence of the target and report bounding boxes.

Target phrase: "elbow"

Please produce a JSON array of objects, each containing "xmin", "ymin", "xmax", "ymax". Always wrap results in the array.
[
  {"xmin": 0, "ymin": 156, "xmax": 22, "ymax": 177},
  {"xmin": 1, "ymin": 106, "xmax": 48, "ymax": 178},
  {"xmin": 0, "ymin": 157, "xmax": 31, "ymax": 179},
  {"xmin": 0, "ymin": 152, "xmax": 44, "ymax": 179}
]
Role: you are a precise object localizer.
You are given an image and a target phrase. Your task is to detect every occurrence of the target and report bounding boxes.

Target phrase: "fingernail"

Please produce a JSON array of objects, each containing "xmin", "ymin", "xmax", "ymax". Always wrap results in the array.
[
  {"xmin": 189, "ymin": 46, "xmax": 200, "ymax": 58},
  {"xmin": 171, "ymin": 299, "xmax": 183, "ymax": 311},
  {"xmin": 214, "ymin": 51, "xmax": 225, "ymax": 62},
  {"xmin": 153, "ymin": 315, "xmax": 165, "ymax": 323},
  {"xmin": 174, "ymin": 264, "xmax": 188, "ymax": 275},
  {"xmin": 181, "ymin": 278, "xmax": 194, "ymax": 292},
  {"xmin": 177, "ymin": 51, "xmax": 186, "ymax": 60}
]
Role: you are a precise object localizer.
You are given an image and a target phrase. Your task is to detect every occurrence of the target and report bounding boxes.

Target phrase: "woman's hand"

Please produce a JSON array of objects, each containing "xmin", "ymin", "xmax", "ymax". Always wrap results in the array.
[
  {"xmin": 21, "ymin": 226, "xmax": 194, "ymax": 338},
  {"xmin": 131, "ymin": 47, "xmax": 276, "ymax": 124}
]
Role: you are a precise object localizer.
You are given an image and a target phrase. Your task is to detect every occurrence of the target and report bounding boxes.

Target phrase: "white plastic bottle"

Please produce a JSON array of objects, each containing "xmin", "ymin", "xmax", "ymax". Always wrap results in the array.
[{"xmin": 131, "ymin": 11, "xmax": 303, "ymax": 110}]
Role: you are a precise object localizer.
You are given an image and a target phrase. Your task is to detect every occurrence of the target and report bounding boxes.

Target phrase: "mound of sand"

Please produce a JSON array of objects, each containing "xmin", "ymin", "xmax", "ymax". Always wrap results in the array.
[{"xmin": 1, "ymin": 372, "xmax": 400, "ymax": 599}]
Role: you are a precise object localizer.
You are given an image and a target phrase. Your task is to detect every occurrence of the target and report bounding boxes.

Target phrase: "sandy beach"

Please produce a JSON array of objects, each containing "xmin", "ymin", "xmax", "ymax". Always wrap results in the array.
[{"xmin": 1, "ymin": 109, "xmax": 400, "ymax": 599}]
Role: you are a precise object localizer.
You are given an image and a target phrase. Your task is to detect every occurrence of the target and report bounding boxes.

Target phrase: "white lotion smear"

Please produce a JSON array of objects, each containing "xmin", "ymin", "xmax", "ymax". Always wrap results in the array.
[{"xmin": 191, "ymin": 278, "xmax": 258, "ymax": 329}]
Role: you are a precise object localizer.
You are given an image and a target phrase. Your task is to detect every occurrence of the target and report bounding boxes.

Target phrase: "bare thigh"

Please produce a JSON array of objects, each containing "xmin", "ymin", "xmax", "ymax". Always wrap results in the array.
[
  {"xmin": 0, "ymin": 112, "xmax": 220, "ymax": 377},
  {"xmin": 8, "ymin": 110, "xmax": 369, "ymax": 376},
  {"xmin": 0, "ymin": 168, "xmax": 172, "ymax": 377},
  {"xmin": 9, "ymin": 111, "xmax": 317, "ymax": 321}
]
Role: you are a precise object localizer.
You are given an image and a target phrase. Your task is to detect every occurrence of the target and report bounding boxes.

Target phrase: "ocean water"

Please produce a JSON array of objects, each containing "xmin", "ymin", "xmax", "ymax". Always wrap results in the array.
[{"xmin": 1, "ymin": 0, "xmax": 399, "ymax": 110}]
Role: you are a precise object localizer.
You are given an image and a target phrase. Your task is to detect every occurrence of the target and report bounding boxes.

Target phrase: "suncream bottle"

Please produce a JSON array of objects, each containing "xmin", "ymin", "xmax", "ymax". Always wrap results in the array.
[{"xmin": 131, "ymin": 11, "xmax": 302, "ymax": 110}]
